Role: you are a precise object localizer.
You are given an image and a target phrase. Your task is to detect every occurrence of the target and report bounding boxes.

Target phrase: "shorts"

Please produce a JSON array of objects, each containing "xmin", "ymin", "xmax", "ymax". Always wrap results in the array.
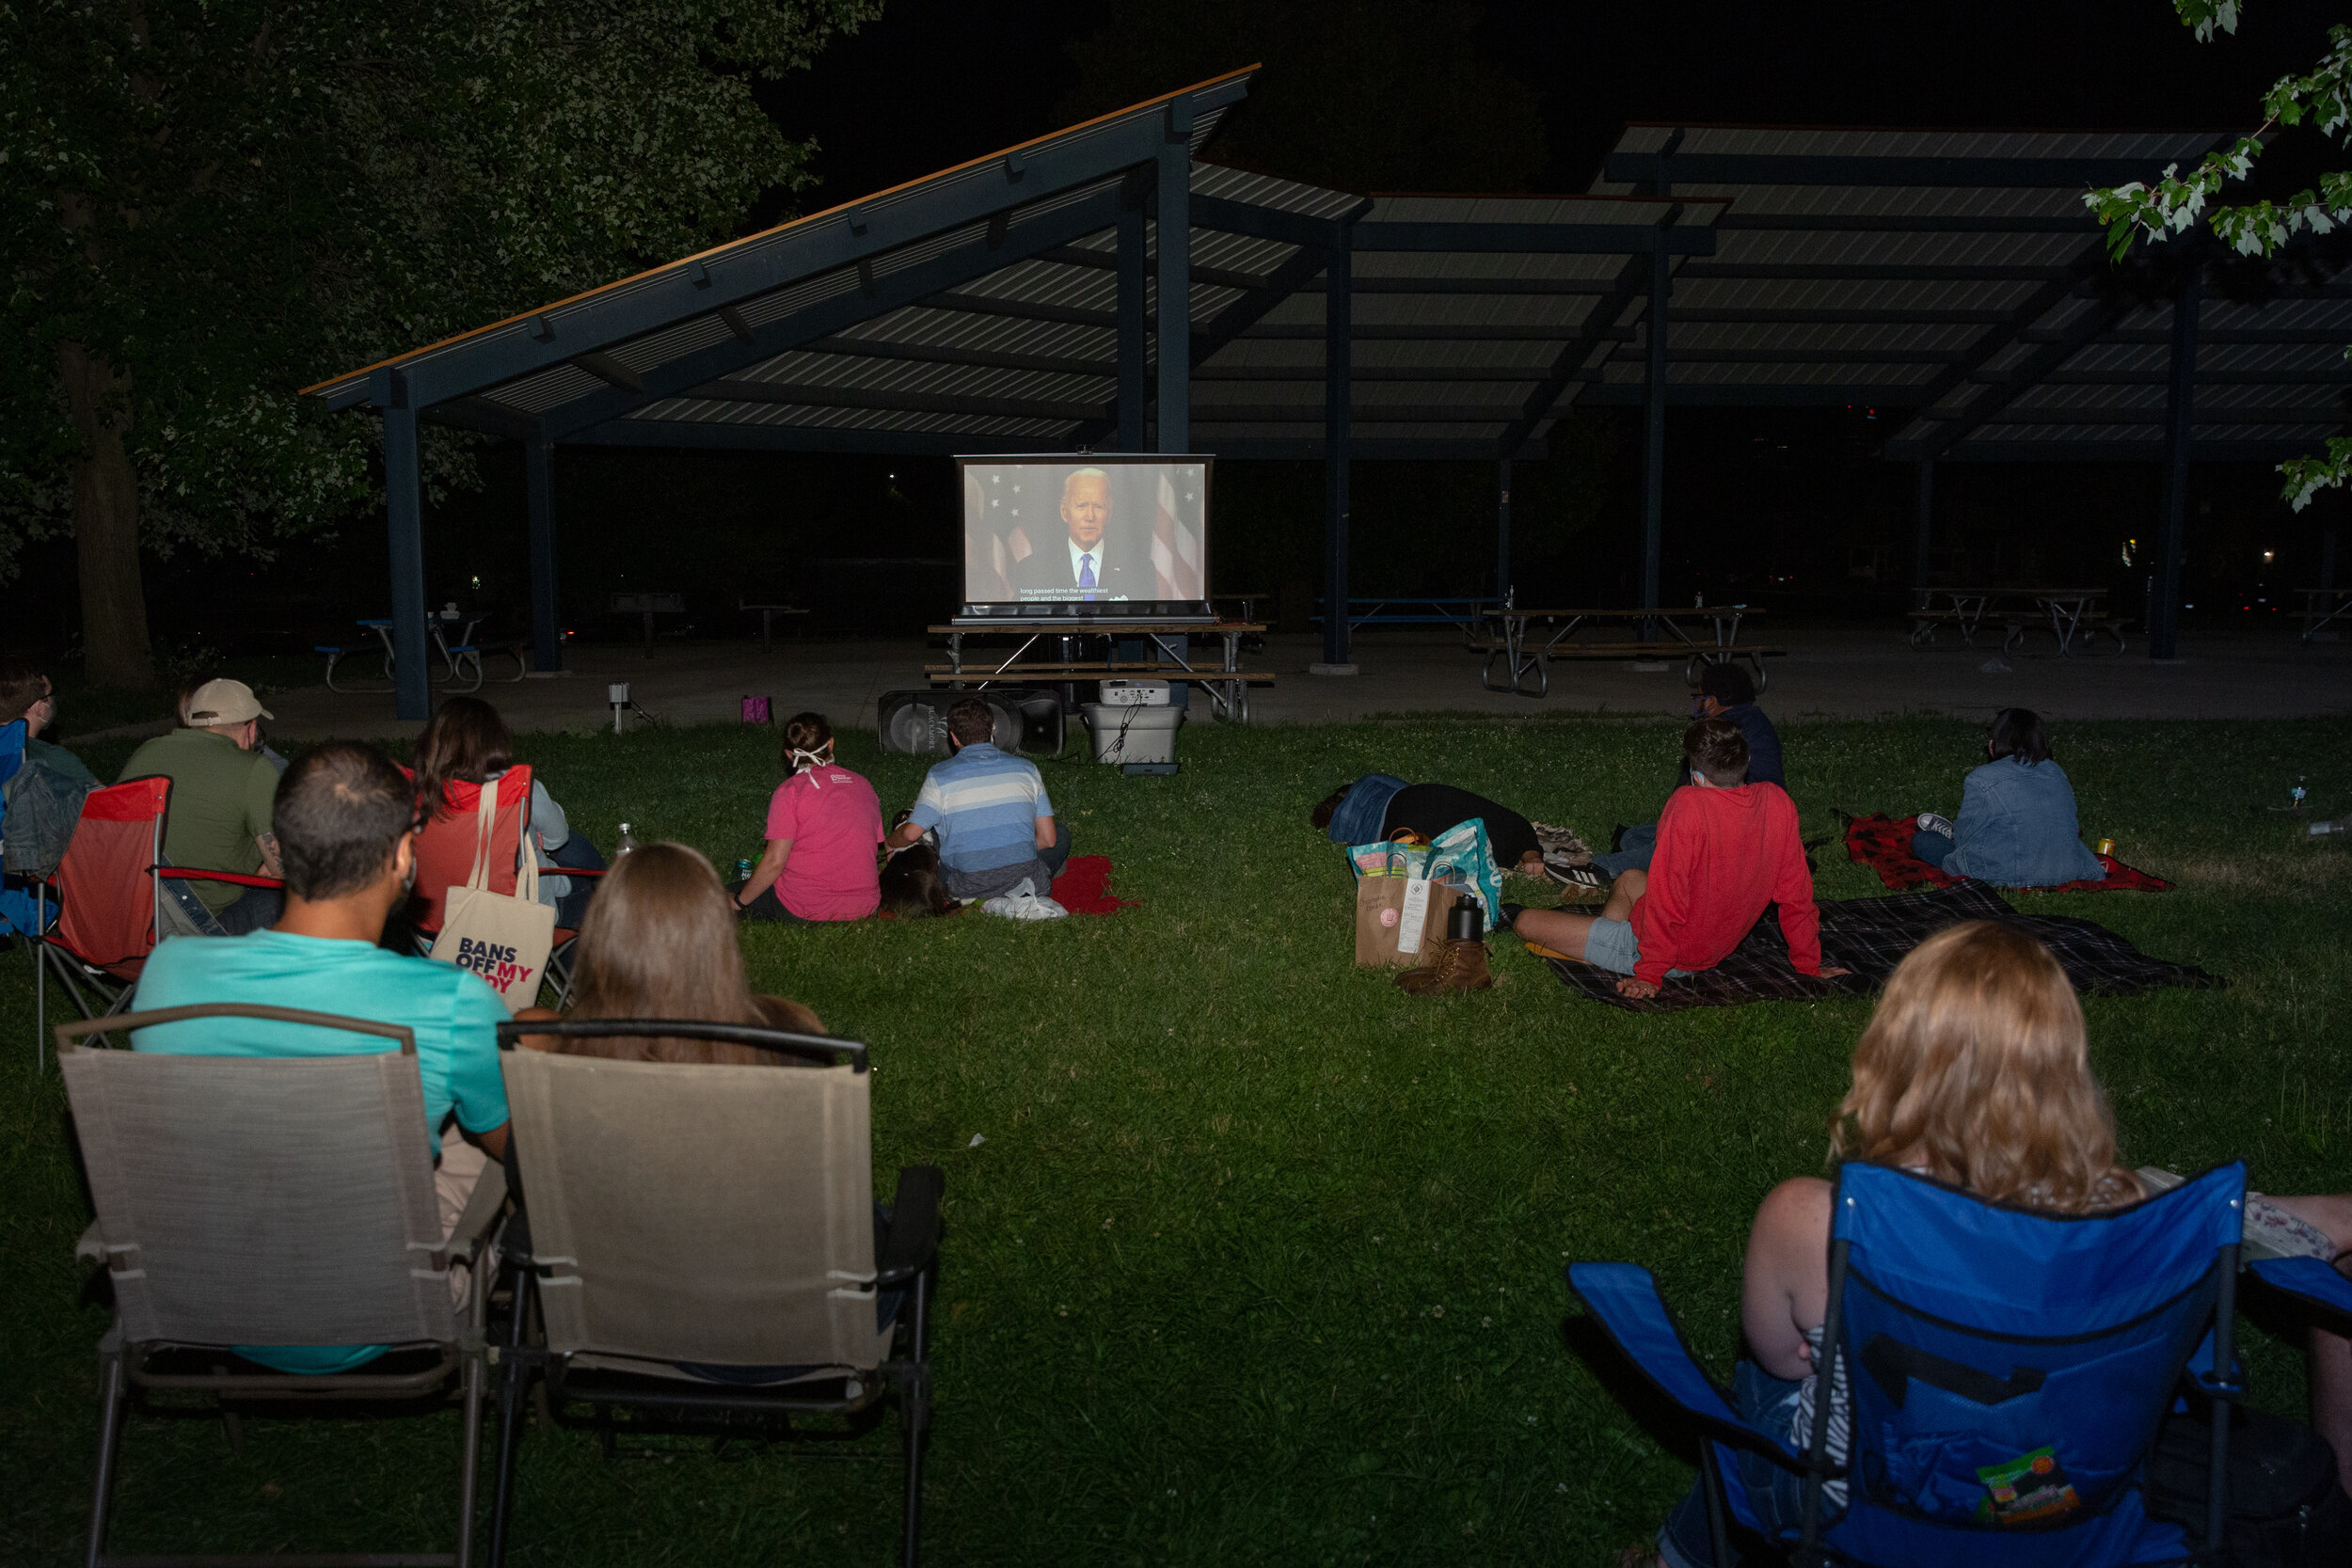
[{"xmin": 1581, "ymin": 915, "xmax": 1692, "ymax": 980}]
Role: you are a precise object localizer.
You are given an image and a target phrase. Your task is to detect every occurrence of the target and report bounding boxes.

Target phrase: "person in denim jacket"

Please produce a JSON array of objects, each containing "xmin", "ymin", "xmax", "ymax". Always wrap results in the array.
[{"xmin": 1910, "ymin": 708, "xmax": 2106, "ymax": 887}]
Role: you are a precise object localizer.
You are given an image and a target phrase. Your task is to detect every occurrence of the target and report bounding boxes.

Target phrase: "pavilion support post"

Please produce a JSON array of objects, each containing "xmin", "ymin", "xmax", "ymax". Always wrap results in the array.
[
  {"xmin": 1153, "ymin": 132, "xmax": 1189, "ymax": 454},
  {"xmin": 1117, "ymin": 198, "xmax": 1148, "ymax": 451},
  {"xmin": 1640, "ymin": 242, "xmax": 1670, "ymax": 641},
  {"xmin": 2151, "ymin": 264, "xmax": 2201, "ymax": 662},
  {"xmin": 1912, "ymin": 458, "xmax": 1935, "ymax": 607},
  {"xmin": 1316, "ymin": 221, "xmax": 1355, "ymax": 673},
  {"xmin": 1496, "ymin": 456, "xmax": 1513, "ymax": 603},
  {"xmin": 384, "ymin": 395, "xmax": 430, "ymax": 721},
  {"xmin": 525, "ymin": 437, "xmax": 563, "ymax": 673}
]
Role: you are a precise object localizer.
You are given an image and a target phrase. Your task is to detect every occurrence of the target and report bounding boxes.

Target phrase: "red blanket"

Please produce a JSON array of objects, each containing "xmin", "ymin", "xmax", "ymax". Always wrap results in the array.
[
  {"xmin": 1844, "ymin": 814, "xmax": 2171, "ymax": 895},
  {"xmin": 1050, "ymin": 855, "xmax": 1138, "ymax": 915}
]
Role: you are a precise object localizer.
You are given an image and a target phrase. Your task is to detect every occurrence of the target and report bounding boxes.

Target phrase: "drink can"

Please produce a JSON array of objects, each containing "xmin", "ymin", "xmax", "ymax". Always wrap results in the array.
[
  {"xmin": 736, "ymin": 858, "xmax": 754, "ymax": 879},
  {"xmin": 2094, "ymin": 838, "xmax": 2115, "ymax": 857}
]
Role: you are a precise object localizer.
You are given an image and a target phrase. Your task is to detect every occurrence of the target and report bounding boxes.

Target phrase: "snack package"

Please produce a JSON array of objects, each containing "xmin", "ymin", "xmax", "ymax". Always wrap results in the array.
[{"xmin": 1975, "ymin": 1446, "xmax": 2080, "ymax": 1526}]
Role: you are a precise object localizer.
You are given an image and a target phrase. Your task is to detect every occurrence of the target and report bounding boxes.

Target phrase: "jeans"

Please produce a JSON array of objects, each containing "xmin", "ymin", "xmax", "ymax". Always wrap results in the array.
[
  {"xmin": 1910, "ymin": 828, "xmax": 1955, "ymax": 869},
  {"xmin": 1659, "ymin": 1359, "xmax": 1842, "ymax": 1567},
  {"xmin": 548, "ymin": 833, "xmax": 606, "ymax": 929},
  {"xmin": 731, "ymin": 880, "xmax": 816, "ymax": 924},
  {"xmin": 214, "ymin": 882, "xmax": 283, "ymax": 936},
  {"xmin": 939, "ymin": 816, "xmax": 1070, "ymax": 901},
  {"xmin": 1590, "ymin": 821, "xmax": 1658, "ymax": 879}
]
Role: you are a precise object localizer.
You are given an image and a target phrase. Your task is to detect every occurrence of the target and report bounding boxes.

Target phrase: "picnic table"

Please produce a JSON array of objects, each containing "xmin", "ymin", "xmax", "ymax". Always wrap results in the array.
[
  {"xmin": 739, "ymin": 601, "xmax": 811, "ymax": 651},
  {"xmin": 1473, "ymin": 606, "xmax": 1780, "ymax": 699},
  {"xmin": 2296, "ymin": 587, "xmax": 2350, "ymax": 644},
  {"xmin": 1910, "ymin": 587, "xmax": 2123, "ymax": 657},
  {"xmin": 320, "ymin": 609, "xmax": 524, "ymax": 693},
  {"xmin": 612, "ymin": 592, "xmax": 686, "ymax": 658},
  {"xmin": 926, "ymin": 620, "xmax": 1272, "ymax": 722}
]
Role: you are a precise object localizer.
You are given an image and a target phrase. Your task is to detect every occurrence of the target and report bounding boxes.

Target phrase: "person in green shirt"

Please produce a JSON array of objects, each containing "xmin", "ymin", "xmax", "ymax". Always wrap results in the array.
[
  {"xmin": 0, "ymin": 661, "xmax": 101, "ymax": 789},
  {"xmin": 119, "ymin": 678, "xmax": 283, "ymax": 933}
]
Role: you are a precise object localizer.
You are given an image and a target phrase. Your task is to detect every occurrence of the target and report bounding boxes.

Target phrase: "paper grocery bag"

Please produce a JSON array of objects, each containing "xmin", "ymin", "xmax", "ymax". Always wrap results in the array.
[
  {"xmin": 428, "ymin": 776, "xmax": 555, "ymax": 1012},
  {"xmin": 1356, "ymin": 872, "xmax": 1440, "ymax": 967}
]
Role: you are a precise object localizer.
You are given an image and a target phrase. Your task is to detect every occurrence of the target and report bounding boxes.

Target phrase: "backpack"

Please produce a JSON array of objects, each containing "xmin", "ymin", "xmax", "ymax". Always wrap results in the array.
[{"xmin": 2144, "ymin": 1401, "xmax": 2352, "ymax": 1566}]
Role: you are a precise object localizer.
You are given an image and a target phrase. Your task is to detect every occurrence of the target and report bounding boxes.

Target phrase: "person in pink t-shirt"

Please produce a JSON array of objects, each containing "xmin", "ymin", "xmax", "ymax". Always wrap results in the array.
[{"xmin": 731, "ymin": 712, "xmax": 883, "ymax": 923}]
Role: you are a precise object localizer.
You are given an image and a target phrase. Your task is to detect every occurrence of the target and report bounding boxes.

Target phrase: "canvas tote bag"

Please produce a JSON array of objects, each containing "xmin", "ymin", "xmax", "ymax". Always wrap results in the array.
[{"xmin": 428, "ymin": 776, "xmax": 555, "ymax": 1012}]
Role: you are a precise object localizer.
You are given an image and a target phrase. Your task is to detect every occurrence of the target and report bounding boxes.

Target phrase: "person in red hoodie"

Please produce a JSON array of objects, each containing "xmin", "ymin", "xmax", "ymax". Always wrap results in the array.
[{"xmin": 1508, "ymin": 718, "xmax": 1847, "ymax": 999}]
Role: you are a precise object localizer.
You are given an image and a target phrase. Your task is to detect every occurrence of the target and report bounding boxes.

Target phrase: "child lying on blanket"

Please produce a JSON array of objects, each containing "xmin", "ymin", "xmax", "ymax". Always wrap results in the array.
[{"xmin": 1503, "ymin": 718, "xmax": 1849, "ymax": 1000}]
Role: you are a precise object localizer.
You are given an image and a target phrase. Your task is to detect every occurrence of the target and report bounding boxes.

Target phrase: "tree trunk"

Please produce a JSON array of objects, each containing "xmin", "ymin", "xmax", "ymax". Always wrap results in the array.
[{"xmin": 57, "ymin": 338, "xmax": 154, "ymax": 689}]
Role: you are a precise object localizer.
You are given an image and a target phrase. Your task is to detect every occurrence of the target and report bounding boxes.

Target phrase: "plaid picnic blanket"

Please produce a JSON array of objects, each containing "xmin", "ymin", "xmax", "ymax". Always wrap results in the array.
[
  {"xmin": 1845, "ymin": 813, "xmax": 2172, "ymax": 895},
  {"xmin": 1537, "ymin": 880, "xmax": 2220, "ymax": 1014}
]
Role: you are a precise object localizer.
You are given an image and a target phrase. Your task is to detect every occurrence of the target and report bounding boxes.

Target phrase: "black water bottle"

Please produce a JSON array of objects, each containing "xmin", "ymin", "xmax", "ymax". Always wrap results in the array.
[{"xmin": 1446, "ymin": 893, "xmax": 1484, "ymax": 943}]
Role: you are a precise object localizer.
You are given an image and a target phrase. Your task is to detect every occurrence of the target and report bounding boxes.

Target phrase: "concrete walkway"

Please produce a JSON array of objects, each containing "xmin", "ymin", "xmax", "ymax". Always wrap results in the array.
[{"xmin": 239, "ymin": 625, "xmax": 2352, "ymax": 742}]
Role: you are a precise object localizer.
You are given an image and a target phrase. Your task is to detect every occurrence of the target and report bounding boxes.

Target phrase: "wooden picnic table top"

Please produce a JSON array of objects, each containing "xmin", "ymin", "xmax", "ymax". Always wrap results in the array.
[
  {"xmin": 929, "ymin": 621, "xmax": 1264, "ymax": 635},
  {"xmin": 1924, "ymin": 587, "xmax": 2109, "ymax": 600},
  {"xmin": 1484, "ymin": 605, "xmax": 1766, "ymax": 619}
]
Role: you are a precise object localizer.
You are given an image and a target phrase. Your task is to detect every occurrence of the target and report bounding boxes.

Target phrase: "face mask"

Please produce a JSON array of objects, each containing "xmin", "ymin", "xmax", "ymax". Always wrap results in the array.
[{"xmin": 788, "ymin": 744, "xmax": 834, "ymax": 773}]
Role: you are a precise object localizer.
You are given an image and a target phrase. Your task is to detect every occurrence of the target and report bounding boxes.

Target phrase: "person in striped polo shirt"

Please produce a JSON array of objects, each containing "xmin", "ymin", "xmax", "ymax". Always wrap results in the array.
[{"xmin": 886, "ymin": 697, "xmax": 1068, "ymax": 902}]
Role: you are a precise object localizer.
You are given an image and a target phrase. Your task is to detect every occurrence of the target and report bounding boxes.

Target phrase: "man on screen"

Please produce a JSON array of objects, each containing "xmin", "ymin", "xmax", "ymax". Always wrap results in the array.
[{"xmin": 1015, "ymin": 467, "xmax": 1137, "ymax": 601}]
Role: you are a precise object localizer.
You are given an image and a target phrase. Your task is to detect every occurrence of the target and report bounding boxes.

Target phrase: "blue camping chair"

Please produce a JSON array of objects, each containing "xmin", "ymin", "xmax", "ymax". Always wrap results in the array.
[
  {"xmin": 0, "ymin": 718, "xmax": 35, "ymax": 937},
  {"xmin": 1571, "ymin": 1161, "xmax": 2352, "ymax": 1567}
]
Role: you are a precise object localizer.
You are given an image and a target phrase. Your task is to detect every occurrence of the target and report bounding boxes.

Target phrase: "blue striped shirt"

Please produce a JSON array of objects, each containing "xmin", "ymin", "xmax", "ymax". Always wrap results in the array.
[{"xmin": 909, "ymin": 743, "xmax": 1054, "ymax": 875}]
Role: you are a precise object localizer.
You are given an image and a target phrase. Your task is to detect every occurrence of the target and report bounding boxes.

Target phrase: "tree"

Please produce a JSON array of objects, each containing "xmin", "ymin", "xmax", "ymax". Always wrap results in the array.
[
  {"xmin": 1057, "ymin": 0, "xmax": 1546, "ymax": 196},
  {"xmin": 1, "ymin": 0, "xmax": 877, "ymax": 687},
  {"xmin": 2086, "ymin": 2, "xmax": 2352, "ymax": 510}
]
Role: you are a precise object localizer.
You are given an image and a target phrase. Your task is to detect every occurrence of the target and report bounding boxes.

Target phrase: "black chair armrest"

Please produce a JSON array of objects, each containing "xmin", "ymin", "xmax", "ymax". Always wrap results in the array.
[{"xmin": 874, "ymin": 1164, "xmax": 945, "ymax": 1286}]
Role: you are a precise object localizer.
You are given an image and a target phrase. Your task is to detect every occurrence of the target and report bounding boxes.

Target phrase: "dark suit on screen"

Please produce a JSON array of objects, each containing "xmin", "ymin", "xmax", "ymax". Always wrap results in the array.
[{"xmin": 1012, "ymin": 534, "xmax": 1140, "ymax": 600}]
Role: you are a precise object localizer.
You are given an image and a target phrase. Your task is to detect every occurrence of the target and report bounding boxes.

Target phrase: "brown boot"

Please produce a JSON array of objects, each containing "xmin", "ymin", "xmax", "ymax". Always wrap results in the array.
[
  {"xmin": 1395, "ymin": 936, "xmax": 1460, "ymax": 994},
  {"xmin": 1444, "ymin": 938, "xmax": 1494, "ymax": 991}
]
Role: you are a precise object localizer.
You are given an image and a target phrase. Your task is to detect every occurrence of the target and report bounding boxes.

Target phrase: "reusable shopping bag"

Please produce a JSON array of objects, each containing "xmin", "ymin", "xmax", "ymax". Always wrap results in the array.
[
  {"xmin": 1425, "ymin": 817, "xmax": 1502, "ymax": 927},
  {"xmin": 428, "ymin": 775, "xmax": 554, "ymax": 1012}
]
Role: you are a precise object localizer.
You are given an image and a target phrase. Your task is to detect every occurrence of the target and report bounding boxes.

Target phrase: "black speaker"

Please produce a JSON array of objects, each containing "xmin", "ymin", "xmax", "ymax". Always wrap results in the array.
[{"xmin": 877, "ymin": 689, "xmax": 1064, "ymax": 756}]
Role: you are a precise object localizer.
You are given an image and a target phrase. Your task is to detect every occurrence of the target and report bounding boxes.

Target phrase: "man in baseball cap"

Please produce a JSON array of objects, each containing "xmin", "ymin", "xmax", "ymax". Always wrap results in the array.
[{"xmin": 119, "ymin": 678, "xmax": 285, "ymax": 934}]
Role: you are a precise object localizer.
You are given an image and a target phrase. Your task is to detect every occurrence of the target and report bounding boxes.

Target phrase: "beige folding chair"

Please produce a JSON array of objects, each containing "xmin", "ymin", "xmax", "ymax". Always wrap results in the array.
[
  {"xmin": 485, "ymin": 1021, "xmax": 941, "ymax": 1568},
  {"xmin": 58, "ymin": 1005, "xmax": 505, "ymax": 1568}
]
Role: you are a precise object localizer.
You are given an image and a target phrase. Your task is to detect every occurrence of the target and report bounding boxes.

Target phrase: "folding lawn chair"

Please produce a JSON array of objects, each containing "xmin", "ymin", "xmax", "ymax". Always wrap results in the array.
[
  {"xmin": 58, "ymin": 1004, "xmax": 506, "ymax": 1568},
  {"xmin": 1571, "ymin": 1160, "xmax": 2352, "ymax": 1567},
  {"xmin": 0, "ymin": 716, "xmax": 36, "ymax": 936},
  {"xmin": 484, "ymin": 1020, "xmax": 943, "ymax": 1568},
  {"xmin": 406, "ymin": 766, "xmax": 598, "ymax": 1006},
  {"xmin": 30, "ymin": 776, "xmax": 283, "ymax": 1069}
]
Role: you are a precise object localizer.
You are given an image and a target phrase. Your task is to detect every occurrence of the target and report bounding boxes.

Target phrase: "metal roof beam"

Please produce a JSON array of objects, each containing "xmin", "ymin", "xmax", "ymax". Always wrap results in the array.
[
  {"xmin": 1498, "ymin": 251, "xmax": 1650, "ymax": 454},
  {"xmin": 2020, "ymin": 366, "xmax": 2352, "ymax": 386},
  {"xmin": 1931, "ymin": 437, "xmax": 2340, "ymax": 462},
  {"xmin": 1191, "ymin": 403, "xmax": 1532, "ymax": 422},
  {"xmin": 920, "ymin": 291, "xmax": 1122, "ymax": 328},
  {"xmin": 1033, "ymin": 243, "xmax": 1279, "ymax": 294},
  {"xmin": 1195, "ymin": 366, "xmax": 1571, "ymax": 381},
  {"xmin": 1884, "ymin": 247, "xmax": 2124, "ymax": 458},
  {"xmin": 795, "ymin": 335, "xmax": 1115, "ymax": 379},
  {"xmin": 570, "ymin": 419, "xmax": 1052, "ymax": 455},
  {"xmin": 1350, "ymin": 221, "xmax": 1716, "ymax": 256},
  {"xmin": 1677, "ymin": 262, "xmax": 2072, "ymax": 282},
  {"xmin": 1979, "ymin": 405, "xmax": 2347, "ymax": 426},
  {"xmin": 1291, "ymin": 277, "xmax": 1624, "ymax": 296},
  {"xmin": 2026, "ymin": 326, "xmax": 2352, "ymax": 344},
  {"xmin": 531, "ymin": 186, "xmax": 1124, "ymax": 440},
  {"xmin": 1714, "ymin": 213, "xmax": 2099, "ymax": 234},
  {"xmin": 1242, "ymin": 323, "xmax": 1614, "ymax": 341},
  {"xmin": 682, "ymin": 378, "xmax": 1110, "ymax": 422},
  {"xmin": 1629, "ymin": 346, "xmax": 1967, "ymax": 365},
  {"xmin": 1577, "ymin": 381, "xmax": 1925, "ymax": 406},
  {"xmin": 426, "ymin": 395, "xmax": 543, "ymax": 441},
  {"xmin": 1670, "ymin": 307, "xmax": 2018, "ymax": 326},
  {"xmin": 1604, "ymin": 150, "xmax": 2223, "ymax": 188}
]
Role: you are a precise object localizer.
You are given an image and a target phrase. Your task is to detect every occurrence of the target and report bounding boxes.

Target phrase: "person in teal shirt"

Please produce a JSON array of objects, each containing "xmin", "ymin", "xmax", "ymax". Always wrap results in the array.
[{"xmin": 131, "ymin": 741, "xmax": 511, "ymax": 1374}]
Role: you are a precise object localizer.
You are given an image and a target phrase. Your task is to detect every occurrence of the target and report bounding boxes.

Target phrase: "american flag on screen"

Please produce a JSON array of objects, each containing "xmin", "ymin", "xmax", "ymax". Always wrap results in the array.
[{"xmin": 1150, "ymin": 469, "xmax": 1200, "ymax": 599}]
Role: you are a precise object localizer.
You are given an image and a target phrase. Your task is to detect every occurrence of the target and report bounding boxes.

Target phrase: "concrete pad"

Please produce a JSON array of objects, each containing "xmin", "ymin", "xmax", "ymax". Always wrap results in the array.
[{"xmin": 235, "ymin": 624, "xmax": 2351, "ymax": 743}]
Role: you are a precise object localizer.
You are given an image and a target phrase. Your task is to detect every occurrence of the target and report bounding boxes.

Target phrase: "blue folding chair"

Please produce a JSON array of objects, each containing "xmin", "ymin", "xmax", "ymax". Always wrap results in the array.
[
  {"xmin": 0, "ymin": 718, "xmax": 36, "ymax": 937},
  {"xmin": 1572, "ymin": 1161, "xmax": 2352, "ymax": 1567}
]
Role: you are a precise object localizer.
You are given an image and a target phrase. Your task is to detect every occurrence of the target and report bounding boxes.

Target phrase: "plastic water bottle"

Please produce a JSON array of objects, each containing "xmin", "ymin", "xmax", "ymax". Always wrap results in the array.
[{"xmin": 615, "ymin": 822, "xmax": 638, "ymax": 857}]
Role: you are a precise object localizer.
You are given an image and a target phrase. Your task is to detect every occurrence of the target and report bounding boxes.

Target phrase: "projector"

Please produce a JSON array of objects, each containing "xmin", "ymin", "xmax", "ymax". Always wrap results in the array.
[{"xmin": 1097, "ymin": 679, "xmax": 1174, "ymax": 706}]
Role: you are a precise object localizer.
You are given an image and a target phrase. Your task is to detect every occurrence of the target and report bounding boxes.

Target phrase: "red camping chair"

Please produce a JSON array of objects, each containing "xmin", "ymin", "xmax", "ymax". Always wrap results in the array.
[
  {"xmin": 407, "ymin": 765, "xmax": 600, "ymax": 1004},
  {"xmin": 31, "ymin": 776, "xmax": 284, "ymax": 1069}
]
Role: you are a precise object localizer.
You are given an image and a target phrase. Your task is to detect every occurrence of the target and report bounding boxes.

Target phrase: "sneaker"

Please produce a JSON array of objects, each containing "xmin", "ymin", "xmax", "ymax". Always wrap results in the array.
[
  {"xmin": 1496, "ymin": 902, "xmax": 1525, "ymax": 932},
  {"xmin": 1915, "ymin": 812, "xmax": 1955, "ymax": 838},
  {"xmin": 1547, "ymin": 863, "xmax": 1609, "ymax": 892},
  {"xmin": 980, "ymin": 879, "xmax": 1069, "ymax": 921}
]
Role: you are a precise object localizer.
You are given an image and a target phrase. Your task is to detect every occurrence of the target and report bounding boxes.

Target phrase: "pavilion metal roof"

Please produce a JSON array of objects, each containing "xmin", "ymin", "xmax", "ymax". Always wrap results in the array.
[
  {"xmin": 1585, "ymin": 124, "xmax": 2352, "ymax": 461},
  {"xmin": 303, "ymin": 72, "xmax": 1724, "ymax": 461}
]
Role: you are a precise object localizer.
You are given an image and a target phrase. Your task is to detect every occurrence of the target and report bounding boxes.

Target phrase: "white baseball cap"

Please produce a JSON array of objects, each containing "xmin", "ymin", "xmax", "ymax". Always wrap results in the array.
[{"xmin": 184, "ymin": 678, "xmax": 274, "ymax": 725}]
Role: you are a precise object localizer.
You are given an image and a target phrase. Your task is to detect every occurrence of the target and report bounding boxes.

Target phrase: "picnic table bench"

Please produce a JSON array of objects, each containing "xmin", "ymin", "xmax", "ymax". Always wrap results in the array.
[
  {"xmin": 1910, "ymin": 588, "xmax": 2124, "ymax": 657},
  {"xmin": 927, "ymin": 621, "xmax": 1270, "ymax": 722},
  {"xmin": 319, "ymin": 610, "xmax": 525, "ymax": 693},
  {"xmin": 1470, "ymin": 606, "xmax": 1781, "ymax": 698},
  {"xmin": 2297, "ymin": 587, "xmax": 2350, "ymax": 644}
]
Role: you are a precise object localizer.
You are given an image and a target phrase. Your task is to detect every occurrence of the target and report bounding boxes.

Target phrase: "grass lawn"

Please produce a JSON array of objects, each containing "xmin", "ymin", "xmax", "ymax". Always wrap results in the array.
[{"xmin": 5, "ymin": 712, "xmax": 2349, "ymax": 1565}]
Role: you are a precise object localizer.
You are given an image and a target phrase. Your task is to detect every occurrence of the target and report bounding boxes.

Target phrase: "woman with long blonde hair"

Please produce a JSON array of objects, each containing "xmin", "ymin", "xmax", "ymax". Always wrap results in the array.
[
  {"xmin": 516, "ymin": 841, "xmax": 822, "ymax": 1062},
  {"xmin": 1650, "ymin": 921, "xmax": 2139, "ymax": 1568}
]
